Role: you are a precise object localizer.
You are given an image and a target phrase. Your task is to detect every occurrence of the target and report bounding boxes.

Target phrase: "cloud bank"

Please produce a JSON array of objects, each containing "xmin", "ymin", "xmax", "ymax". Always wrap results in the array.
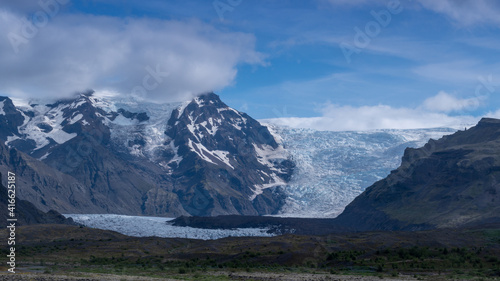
[
  {"xmin": 422, "ymin": 91, "xmax": 482, "ymax": 113},
  {"xmin": 263, "ymin": 92, "xmax": 480, "ymax": 131},
  {"xmin": 0, "ymin": 5, "xmax": 264, "ymax": 102}
]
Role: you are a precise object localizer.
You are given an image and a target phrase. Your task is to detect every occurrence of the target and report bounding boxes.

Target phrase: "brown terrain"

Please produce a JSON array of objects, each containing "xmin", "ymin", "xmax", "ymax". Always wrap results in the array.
[{"xmin": 0, "ymin": 224, "xmax": 498, "ymax": 280}]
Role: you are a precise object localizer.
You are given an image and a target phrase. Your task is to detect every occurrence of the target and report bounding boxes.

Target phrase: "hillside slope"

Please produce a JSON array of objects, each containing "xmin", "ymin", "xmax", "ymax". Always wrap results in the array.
[
  {"xmin": 334, "ymin": 118, "xmax": 500, "ymax": 231},
  {"xmin": 0, "ymin": 93, "xmax": 293, "ymax": 216},
  {"xmin": 0, "ymin": 172, "xmax": 74, "ymax": 226}
]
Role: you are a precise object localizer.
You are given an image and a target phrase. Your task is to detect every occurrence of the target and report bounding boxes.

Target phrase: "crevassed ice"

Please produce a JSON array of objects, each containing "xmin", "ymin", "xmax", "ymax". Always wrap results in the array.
[
  {"xmin": 273, "ymin": 126, "xmax": 456, "ymax": 218},
  {"xmin": 65, "ymin": 214, "xmax": 274, "ymax": 240}
]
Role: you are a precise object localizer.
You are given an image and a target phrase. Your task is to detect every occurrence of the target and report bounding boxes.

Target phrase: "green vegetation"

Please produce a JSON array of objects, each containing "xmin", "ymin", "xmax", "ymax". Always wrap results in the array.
[
  {"xmin": 2, "ymin": 224, "xmax": 499, "ymax": 280},
  {"xmin": 321, "ymin": 246, "xmax": 500, "ymax": 277}
]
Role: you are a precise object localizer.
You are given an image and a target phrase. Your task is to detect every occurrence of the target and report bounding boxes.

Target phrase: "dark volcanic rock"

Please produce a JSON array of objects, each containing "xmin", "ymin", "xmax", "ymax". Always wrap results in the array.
[
  {"xmin": 0, "ymin": 92, "xmax": 294, "ymax": 216},
  {"xmin": 0, "ymin": 141, "xmax": 103, "ymax": 214},
  {"xmin": 171, "ymin": 215, "xmax": 344, "ymax": 235},
  {"xmin": 334, "ymin": 118, "xmax": 500, "ymax": 231},
  {"xmin": 0, "ymin": 172, "xmax": 75, "ymax": 226},
  {"xmin": 117, "ymin": 108, "xmax": 149, "ymax": 122},
  {"xmin": 0, "ymin": 97, "xmax": 24, "ymax": 140},
  {"xmin": 165, "ymin": 93, "xmax": 294, "ymax": 216}
]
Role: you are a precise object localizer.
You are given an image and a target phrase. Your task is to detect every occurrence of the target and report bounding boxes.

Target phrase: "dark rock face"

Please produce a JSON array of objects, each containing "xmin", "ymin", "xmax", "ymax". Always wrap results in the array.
[
  {"xmin": 334, "ymin": 118, "xmax": 500, "ymax": 231},
  {"xmin": 0, "ymin": 171, "xmax": 75, "ymax": 226},
  {"xmin": 0, "ymin": 141, "xmax": 102, "ymax": 214},
  {"xmin": 171, "ymin": 215, "xmax": 345, "ymax": 235},
  {"xmin": 0, "ymin": 93, "xmax": 294, "ymax": 216},
  {"xmin": 163, "ymin": 93, "xmax": 293, "ymax": 215},
  {"xmin": 0, "ymin": 97, "xmax": 24, "ymax": 141},
  {"xmin": 116, "ymin": 108, "xmax": 150, "ymax": 122}
]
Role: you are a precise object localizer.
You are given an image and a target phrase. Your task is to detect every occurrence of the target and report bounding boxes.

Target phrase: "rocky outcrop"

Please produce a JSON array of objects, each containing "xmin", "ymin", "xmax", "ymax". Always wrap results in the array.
[
  {"xmin": 0, "ymin": 97, "xmax": 24, "ymax": 141},
  {"xmin": 0, "ymin": 172, "xmax": 74, "ymax": 226},
  {"xmin": 0, "ymin": 141, "xmax": 101, "ymax": 214},
  {"xmin": 334, "ymin": 118, "xmax": 500, "ymax": 231},
  {"xmin": 164, "ymin": 93, "xmax": 293, "ymax": 215}
]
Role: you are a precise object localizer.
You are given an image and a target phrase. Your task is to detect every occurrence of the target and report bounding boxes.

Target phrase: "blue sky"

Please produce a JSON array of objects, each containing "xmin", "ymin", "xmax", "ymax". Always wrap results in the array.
[{"xmin": 1, "ymin": 0, "xmax": 500, "ymax": 130}]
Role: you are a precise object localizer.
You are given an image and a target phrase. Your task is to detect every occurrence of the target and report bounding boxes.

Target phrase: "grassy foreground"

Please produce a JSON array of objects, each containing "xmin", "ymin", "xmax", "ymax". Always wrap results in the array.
[{"xmin": 1, "ymin": 224, "xmax": 499, "ymax": 280}]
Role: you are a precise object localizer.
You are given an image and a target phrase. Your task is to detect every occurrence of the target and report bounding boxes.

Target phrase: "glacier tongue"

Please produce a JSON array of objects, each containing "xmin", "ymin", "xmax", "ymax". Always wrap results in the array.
[
  {"xmin": 272, "ymin": 126, "xmax": 457, "ymax": 218},
  {"xmin": 65, "ymin": 214, "xmax": 274, "ymax": 240}
]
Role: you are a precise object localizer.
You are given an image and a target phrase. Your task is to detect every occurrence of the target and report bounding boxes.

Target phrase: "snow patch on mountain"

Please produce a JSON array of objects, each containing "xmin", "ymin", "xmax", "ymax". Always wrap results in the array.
[
  {"xmin": 0, "ymin": 100, "xmax": 5, "ymax": 115},
  {"xmin": 9, "ymin": 97, "xmax": 31, "ymax": 108},
  {"xmin": 71, "ymin": 99, "xmax": 87, "ymax": 109},
  {"xmin": 210, "ymin": 150, "xmax": 234, "ymax": 169},
  {"xmin": 251, "ymin": 173, "xmax": 286, "ymax": 200},
  {"xmin": 17, "ymin": 103, "xmax": 77, "ymax": 150},
  {"xmin": 110, "ymin": 114, "xmax": 140, "ymax": 126},
  {"xmin": 188, "ymin": 139, "xmax": 216, "ymax": 165},
  {"xmin": 5, "ymin": 135, "xmax": 20, "ymax": 146},
  {"xmin": 176, "ymin": 100, "xmax": 191, "ymax": 118},
  {"xmin": 187, "ymin": 139, "xmax": 234, "ymax": 169},
  {"xmin": 253, "ymin": 144, "xmax": 288, "ymax": 172},
  {"xmin": 68, "ymin": 113, "xmax": 83, "ymax": 125},
  {"xmin": 91, "ymin": 95, "xmax": 182, "ymax": 161},
  {"xmin": 200, "ymin": 118, "xmax": 219, "ymax": 136},
  {"xmin": 166, "ymin": 141, "xmax": 183, "ymax": 165},
  {"xmin": 39, "ymin": 152, "xmax": 50, "ymax": 160}
]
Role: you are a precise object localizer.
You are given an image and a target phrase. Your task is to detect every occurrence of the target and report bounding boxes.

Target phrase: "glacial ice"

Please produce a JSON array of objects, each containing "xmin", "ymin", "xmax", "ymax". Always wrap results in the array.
[{"xmin": 65, "ymin": 214, "xmax": 275, "ymax": 240}]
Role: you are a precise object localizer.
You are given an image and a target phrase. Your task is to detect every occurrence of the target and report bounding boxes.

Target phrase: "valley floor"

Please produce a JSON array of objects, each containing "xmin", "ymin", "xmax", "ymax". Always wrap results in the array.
[
  {"xmin": 0, "ymin": 272, "xmax": 175, "ymax": 280},
  {"xmin": 1, "ymin": 224, "xmax": 499, "ymax": 280},
  {"xmin": 0, "ymin": 271, "xmax": 495, "ymax": 281}
]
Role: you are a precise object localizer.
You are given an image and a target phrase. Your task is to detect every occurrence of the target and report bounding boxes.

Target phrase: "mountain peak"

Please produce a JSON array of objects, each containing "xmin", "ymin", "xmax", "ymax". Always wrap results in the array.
[
  {"xmin": 162, "ymin": 93, "xmax": 293, "ymax": 214},
  {"xmin": 197, "ymin": 92, "xmax": 223, "ymax": 103},
  {"xmin": 0, "ymin": 96, "xmax": 25, "ymax": 141},
  {"xmin": 1, "ymin": 92, "xmax": 294, "ymax": 216},
  {"xmin": 478, "ymin": 117, "xmax": 500, "ymax": 126}
]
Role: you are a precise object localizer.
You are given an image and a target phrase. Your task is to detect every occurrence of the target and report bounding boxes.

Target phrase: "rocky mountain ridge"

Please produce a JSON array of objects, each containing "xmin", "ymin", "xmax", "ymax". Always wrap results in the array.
[
  {"xmin": 334, "ymin": 117, "xmax": 500, "ymax": 230},
  {"xmin": 0, "ymin": 170, "xmax": 74, "ymax": 226},
  {"xmin": 0, "ymin": 92, "xmax": 293, "ymax": 216}
]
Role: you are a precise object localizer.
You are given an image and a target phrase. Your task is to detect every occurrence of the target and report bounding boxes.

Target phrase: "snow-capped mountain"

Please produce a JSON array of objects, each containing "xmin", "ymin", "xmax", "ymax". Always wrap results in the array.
[
  {"xmin": 0, "ymin": 92, "xmax": 293, "ymax": 216},
  {"xmin": 0, "ymin": 91, "xmax": 458, "ymax": 219},
  {"xmin": 270, "ymin": 126, "xmax": 457, "ymax": 218}
]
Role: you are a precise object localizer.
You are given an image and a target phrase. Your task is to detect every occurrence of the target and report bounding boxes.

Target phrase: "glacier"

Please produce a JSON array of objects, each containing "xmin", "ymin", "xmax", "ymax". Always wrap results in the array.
[
  {"xmin": 69, "ymin": 95, "xmax": 459, "ymax": 219},
  {"xmin": 65, "ymin": 214, "xmax": 274, "ymax": 240},
  {"xmin": 6, "ymin": 92, "xmax": 460, "ymax": 220},
  {"xmin": 89, "ymin": 94, "xmax": 184, "ymax": 161},
  {"xmin": 270, "ymin": 126, "xmax": 457, "ymax": 218}
]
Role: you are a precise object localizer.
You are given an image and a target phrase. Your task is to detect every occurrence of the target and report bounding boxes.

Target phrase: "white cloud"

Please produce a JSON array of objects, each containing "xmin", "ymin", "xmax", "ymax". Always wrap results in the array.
[
  {"xmin": 263, "ymin": 104, "xmax": 477, "ymax": 131},
  {"xmin": 417, "ymin": 0, "xmax": 500, "ymax": 26},
  {"xmin": 0, "ymin": 8, "xmax": 264, "ymax": 102},
  {"xmin": 486, "ymin": 109, "xmax": 500, "ymax": 119},
  {"xmin": 422, "ymin": 91, "xmax": 482, "ymax": 113},
  {"xmin": 263, "ymin": 91, "xmax": 483, "ymax": 131}
]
